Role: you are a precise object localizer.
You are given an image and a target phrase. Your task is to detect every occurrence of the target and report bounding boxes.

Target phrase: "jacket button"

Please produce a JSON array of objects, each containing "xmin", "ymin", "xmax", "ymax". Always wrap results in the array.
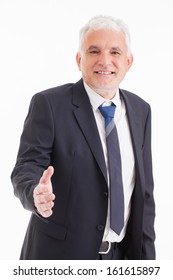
[
  {"xmin": 97, "ymin": 225, "xmax": 104, "ymax": 231},
  {"xmin": 104, "ymin": 191, "xmax": 108, "ymax": 197}
]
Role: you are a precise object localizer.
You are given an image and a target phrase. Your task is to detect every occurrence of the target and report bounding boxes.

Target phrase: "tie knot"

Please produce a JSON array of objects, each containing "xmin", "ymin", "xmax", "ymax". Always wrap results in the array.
[{"xmin": 98, "ymin": 104, "xmax": 116, "ymax": 127}]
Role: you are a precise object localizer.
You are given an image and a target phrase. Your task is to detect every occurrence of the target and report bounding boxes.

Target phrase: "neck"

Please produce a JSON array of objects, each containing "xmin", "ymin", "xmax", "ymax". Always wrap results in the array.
[
  {"xmin": 94, "ymin": 88, "xmax": 117, "ymax": 100},
  {"xmin": 83, "ymin": 81, "xmax": 118, "ymax": 100}
]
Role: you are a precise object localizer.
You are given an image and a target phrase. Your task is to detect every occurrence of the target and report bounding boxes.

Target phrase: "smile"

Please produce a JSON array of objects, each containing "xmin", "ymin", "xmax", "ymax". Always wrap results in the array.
[{"xmin": 95, "ymin": 71, "xmax": 115, "ymax": 75}]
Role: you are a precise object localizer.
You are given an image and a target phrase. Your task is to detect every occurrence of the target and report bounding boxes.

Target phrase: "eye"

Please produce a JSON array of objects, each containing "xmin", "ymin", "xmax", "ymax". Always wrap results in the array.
[
  {"xmin": 87, "ymin": 47, "xmax": 100, "ymax": 55},
  {"xmin": 111, "ymin": 51, "xmax": 121, "ymax": 56},
  {"xmin": 90, "ymin": 50, "xmax": 99, "ymax": 54},
  {"xmin": 89, "ymin": 50, "xmax": 100, "ymax": 55}
]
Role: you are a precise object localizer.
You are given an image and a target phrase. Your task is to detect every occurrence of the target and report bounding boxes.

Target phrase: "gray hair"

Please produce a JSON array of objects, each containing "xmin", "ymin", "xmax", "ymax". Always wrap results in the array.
[{"xmin": 78, "ymin": 15, "xmax": 132, "ymax": 55}]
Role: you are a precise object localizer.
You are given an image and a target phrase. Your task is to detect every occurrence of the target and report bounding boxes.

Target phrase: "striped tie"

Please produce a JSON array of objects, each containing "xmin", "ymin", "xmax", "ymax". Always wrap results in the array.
[{"xmin": 99, "ymin": 104, "xmax": 124, "ymax": 235}]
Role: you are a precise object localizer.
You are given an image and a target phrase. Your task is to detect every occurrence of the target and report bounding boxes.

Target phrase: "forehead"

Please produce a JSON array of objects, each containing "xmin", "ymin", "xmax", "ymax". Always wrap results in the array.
[{"xmin": 83, "ymin": 29, "xmax": 127, "ymax": 49}]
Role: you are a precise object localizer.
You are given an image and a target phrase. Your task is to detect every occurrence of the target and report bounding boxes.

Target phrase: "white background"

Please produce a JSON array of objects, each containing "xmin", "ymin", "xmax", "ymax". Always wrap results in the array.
[{"xmin": 0, "ymin": 0, "xmax": 173, "ymax": 260}]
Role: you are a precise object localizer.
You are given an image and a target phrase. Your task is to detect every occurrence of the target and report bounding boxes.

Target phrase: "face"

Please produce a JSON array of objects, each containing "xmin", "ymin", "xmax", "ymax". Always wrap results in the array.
[{"xmin": 76, "ymin": 29, "xmax": 133, "ymax": 99}]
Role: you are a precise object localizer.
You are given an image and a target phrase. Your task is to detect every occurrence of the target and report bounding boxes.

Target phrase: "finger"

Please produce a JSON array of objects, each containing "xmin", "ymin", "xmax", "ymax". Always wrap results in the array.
[
  {"xmin": 37, "ymin": 200, "xmax": 54, "ymax": 213},
  {"xmin": 40, "ymin": 209, "xmax": 53, "ymax": 218},
  {"xmin": 39, "ymin": 166, "xmax": 54, "ymax": 185},
  {"xmin": 35, "ymin": 193, "xmax": 55, "ymax": 204},
  {"xmin": 34, "ymin": 184, "xmax": 49, "ymax": 196},
  {"xmin": 36, "ymin": 200, "xmax": 55, "ymax": 218}
]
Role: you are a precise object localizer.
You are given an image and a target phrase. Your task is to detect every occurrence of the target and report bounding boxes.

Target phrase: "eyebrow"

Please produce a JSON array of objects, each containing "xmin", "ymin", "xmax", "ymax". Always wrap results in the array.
[
  {"xmin": 111, "ymin": 47, "xmax": 122, "ymax": 52},
  {"xmin": 87, "ymin": 45, "xmax": 122, "ymax": 52},
  {"xmin": 87, "ymin": 45, "xmax": 99, "ymax": 51}
]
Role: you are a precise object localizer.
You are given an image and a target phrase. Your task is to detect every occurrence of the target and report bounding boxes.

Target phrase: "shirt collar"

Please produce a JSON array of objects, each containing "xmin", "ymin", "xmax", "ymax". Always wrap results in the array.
[{"xmin": 84, "ymin": 82, "xmax": 121, "ymax": 110}]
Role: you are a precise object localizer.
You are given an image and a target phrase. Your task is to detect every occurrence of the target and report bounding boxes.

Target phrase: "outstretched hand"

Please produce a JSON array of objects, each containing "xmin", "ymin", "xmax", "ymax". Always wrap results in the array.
[{"xmin": 33, "ymin": 166, "xmax": 55, "ymax": 218}]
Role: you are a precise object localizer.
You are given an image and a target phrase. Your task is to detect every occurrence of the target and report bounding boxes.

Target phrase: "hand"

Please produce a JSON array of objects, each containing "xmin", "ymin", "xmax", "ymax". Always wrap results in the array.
[{"xmin": 33, "ymin": 166, "xmax": 55, "ymax": 218}]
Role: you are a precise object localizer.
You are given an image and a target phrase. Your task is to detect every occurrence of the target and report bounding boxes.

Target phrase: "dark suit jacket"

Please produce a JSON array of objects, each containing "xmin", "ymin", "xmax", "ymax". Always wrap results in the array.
[{"xmin": 11, "ymin": 79, "xmax": 155, "ymax": 259}]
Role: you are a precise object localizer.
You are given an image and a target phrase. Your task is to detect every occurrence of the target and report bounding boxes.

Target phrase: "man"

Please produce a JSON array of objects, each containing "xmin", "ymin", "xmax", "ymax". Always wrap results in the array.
[{"xmin": 11, "ymin": 15, "xmax": 156, "ymax": 260}]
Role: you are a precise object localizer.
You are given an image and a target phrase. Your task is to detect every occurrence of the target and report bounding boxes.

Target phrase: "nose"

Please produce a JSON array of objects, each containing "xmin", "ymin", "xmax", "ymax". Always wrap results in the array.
[{"xmin": 98, "ymin": 52, "xmax": 112, "ymax": 67}]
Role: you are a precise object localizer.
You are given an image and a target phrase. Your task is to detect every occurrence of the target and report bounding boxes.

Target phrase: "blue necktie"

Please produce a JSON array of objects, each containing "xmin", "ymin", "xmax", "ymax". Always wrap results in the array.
[{"xmin": 99, "ymin": 104, "xmax": 124, "ymax": 235}]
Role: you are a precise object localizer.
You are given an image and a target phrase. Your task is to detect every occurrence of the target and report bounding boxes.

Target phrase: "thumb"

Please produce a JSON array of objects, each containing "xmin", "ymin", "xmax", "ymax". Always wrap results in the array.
[{"xmin": 40, "ymin": 166, "xmax": 54, "ymax": 185}]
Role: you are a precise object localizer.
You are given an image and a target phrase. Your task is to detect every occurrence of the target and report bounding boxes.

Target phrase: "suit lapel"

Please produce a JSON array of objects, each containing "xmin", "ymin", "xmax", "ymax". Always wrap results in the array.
[
  {"xmin": 120, "ymin": 89, "xmax": 141, "ymax": 154},
  {"xmin": 71, "ymin": 82, "xmax": 145, "ymax": 192},
  {"xmin": 72, "ymin": 80, "xmax": 108, "ymax": 183},
  {"xmin": 120, "ymin": 89, "xmax": 145, "ymax": 196}
]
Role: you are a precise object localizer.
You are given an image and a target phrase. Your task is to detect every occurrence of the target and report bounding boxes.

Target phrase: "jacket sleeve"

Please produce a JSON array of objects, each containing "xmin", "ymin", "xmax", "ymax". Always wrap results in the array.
[
  {"xmin": 141, "ymin": 105, "xmax": 156, "ymax": 259},
  {"xmin": 11, "ymin": 93, "xmax": 55, "ymax": 212}
]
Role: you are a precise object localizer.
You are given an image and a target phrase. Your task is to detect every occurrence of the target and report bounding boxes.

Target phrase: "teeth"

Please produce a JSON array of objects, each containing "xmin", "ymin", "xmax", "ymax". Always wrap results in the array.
[{"xmin": 97, "ymin": 71, "xmax": 113, "ymax": 74}]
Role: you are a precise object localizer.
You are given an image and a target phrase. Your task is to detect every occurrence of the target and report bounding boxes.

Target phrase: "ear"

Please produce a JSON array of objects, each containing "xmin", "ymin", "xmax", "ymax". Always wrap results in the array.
[
  {"xmin": 127, "ymin": 54, "xmax": 133, "ymax": 71},
  {"xmin": 76, "ymin": 53, "xmax": 81, "ymax": 71}
]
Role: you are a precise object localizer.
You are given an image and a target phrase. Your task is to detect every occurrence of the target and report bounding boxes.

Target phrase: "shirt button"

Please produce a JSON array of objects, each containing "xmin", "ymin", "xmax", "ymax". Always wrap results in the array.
[{"xmin": 97, "ymin": 225, "xmax": 104, "ymax": 231}]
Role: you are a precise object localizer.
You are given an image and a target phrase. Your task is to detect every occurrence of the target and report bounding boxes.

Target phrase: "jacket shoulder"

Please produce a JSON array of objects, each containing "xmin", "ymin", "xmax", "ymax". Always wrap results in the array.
[
  {"xmin": 37, "ymin": 83, "xmax": 74, "ymax": 98},
  {"xmin": 120, "ymin": 88, "xmax": 151, "ymax": 112}
]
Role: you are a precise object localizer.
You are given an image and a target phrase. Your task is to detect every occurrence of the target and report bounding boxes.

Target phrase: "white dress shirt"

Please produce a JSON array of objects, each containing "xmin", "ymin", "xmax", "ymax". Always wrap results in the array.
[{"xmin": 84, "ymin": 82, "xmax": 135, "ymax": 243}]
